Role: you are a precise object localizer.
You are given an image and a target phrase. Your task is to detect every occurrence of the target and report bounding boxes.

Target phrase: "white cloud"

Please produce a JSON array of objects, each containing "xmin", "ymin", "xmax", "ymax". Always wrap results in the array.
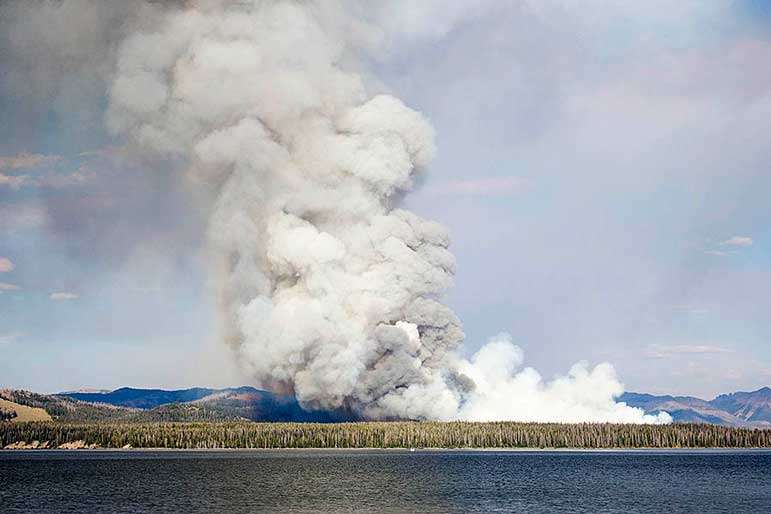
[
  {"xmin": 0, "ymin": 331, "xmax": 25, "ymax": 345},
  {"xmin": 0, "ymin": 257, "xmax": 14, "ymax": 272},
  {"xmin": 0, "ymin": 172, "xmax": 29, "ymax": 188},
  {"xmin": 0, "ymin": 282, "xmax": 21, "ymax": 291},
  {"xmin": 643, "ymin": 343, "xmax": 733, "ymax": 359},
  {"xmin": 670, "ymin": 305, "xmax": 709, "ymax": 315},
  {"xmin": 704, "ymin": 250, "xmax": 729, "ymax": 257},
  {"xmin": 0, "ymin": 165, "xmax": 94, "ymax": 189},
  {"xmin": 721, "ymin": 236, "xmax": 753, "ymax": 247},
  {"xmin": 49, "ymin": 292, "xmax": 79, "ymax": 301}
]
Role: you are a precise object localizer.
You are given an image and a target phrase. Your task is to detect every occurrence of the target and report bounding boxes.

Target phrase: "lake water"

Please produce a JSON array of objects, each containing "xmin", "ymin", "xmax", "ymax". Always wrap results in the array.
[{"xmin": 1, "ymin": 450, "xmax": 770, "ymax": 513}]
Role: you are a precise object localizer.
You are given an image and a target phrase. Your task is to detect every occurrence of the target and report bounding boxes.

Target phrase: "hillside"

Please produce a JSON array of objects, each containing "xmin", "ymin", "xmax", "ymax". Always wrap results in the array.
[
  {"xmin": 620, "ymin": 387, "xmax": 771, "ymax": 428},
  {"xmin": 710, "ymin": 387, "xmax": 771, "ymax": 424},
  {"xmin": 619, "ymin": 393, "xmax": 745, "ymax": 427},
  {"xmin": 2, "ymin": 387, "xmax": 353, "ymax": 423},
  {"xmin": 0, "ymin": 398, "xmax": 52, "ymax": 422},
  {"xmin": 0, "ymin": 390, "xmax": 135, "ymax": 423},
  {"xmin": 59, "ymin": 386, "xmax": 355, "ymax": 422},
  {"xmin": 1, "ymin": 389, "xmax": 256, "ymax": 423}
]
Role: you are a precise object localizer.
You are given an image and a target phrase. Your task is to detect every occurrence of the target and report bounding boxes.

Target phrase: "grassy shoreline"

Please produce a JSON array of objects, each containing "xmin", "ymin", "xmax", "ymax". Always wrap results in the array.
[{"xmin": 3, "ymin": 421, "xmax": 771, "ymax": 450}]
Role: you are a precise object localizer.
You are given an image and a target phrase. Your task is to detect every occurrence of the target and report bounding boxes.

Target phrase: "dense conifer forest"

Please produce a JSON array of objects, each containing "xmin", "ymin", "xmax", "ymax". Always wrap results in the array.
[
  {"xmin": 2, "ymin": 421, "xmax": 770, "ymax": 449},
  {"xmin": 3, "ymin": 389, "xmax": 770, "ymax": 449}
]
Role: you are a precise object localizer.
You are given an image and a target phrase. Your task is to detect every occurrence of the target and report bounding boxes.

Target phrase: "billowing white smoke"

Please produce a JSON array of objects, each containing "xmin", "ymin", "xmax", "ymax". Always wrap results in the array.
[{"xmin": 107, "ymin": 0, "xmax": 669, "ymax": 424}]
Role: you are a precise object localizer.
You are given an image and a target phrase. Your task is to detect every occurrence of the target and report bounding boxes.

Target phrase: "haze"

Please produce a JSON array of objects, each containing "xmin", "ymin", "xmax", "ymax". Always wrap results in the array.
[{"xmin": 1, "ymin": 1, "xmax": 770, "ymax": 401}]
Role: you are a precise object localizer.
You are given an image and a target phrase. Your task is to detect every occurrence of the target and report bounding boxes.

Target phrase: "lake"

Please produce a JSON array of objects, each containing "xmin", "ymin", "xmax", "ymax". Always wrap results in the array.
[{"xmin": 1, "ymin": 450, "xmax": 770, "ymax": 513}]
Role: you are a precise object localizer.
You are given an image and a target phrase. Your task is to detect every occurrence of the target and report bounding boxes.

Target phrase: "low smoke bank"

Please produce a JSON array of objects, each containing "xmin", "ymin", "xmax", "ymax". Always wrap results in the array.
[{"xmin": 31, "ymin": 0, "xmax": 671, "ymax": 423}]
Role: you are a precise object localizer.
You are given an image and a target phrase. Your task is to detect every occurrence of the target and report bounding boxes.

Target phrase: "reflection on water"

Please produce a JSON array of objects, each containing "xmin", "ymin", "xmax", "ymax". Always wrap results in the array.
[{"xmin": 1, "ymin": 450, "xmax": 771, "ymax": 513}]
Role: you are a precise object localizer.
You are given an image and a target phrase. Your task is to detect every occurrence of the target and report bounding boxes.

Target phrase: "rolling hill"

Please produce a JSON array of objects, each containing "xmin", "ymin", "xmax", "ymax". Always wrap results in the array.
[{"xmin": 0, "ymin": 397, "xmax": 52, "ymax": 422}]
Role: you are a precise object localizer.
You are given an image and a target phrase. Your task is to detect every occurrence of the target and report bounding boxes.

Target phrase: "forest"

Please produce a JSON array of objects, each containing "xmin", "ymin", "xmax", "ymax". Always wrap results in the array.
[{"xmin": 2, "ymin": 421, "xmax": 771, "ymax": 449}]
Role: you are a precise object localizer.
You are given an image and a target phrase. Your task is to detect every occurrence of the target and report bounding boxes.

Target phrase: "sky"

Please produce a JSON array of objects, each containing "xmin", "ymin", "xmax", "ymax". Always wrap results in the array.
[{"xmin": 1, "ymin": 0, "xmax": 770, "ymax": 398}]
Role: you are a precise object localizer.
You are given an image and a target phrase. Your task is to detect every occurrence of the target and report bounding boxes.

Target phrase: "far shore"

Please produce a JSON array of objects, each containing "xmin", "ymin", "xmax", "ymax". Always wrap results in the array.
[{"xmin": 4, "ymin": 446, "xmax": 771, "ymax": 453}]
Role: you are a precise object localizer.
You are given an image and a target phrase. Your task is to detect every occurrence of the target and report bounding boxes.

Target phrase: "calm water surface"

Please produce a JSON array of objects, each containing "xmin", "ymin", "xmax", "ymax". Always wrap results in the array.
[{"xmin": 1, "ymin": 449, "xmax": 770, "ymax": 513}]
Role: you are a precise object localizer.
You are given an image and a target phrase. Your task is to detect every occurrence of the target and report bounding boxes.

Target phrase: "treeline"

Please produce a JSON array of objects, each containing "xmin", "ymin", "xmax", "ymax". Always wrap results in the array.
[
  {"xmin": 2, "ymin": 421, "xmax": 771, "ymax": 449},
  {"xmin": 0, "ymin": 408, "xmax": 17, "ymax": 421},
  {"xmin": 128, "ymin": 403, "xmax": 246, "ymax": 423}
]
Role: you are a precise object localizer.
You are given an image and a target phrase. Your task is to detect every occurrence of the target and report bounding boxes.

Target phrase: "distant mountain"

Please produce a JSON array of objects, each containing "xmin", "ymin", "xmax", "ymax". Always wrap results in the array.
[
  {"xmin": 710, "ymin": 387, "xmax": 771, "ymax": 425},
  {"xmin": 619, "ymin": 393, "xmax": 745, "ymax": 426},
  {"xmin": 620, "ymin": 387, "xmax": 771, "ymax": 428},
  {"xmin": 61, "ymin": 387, "xmax": 226, "ymax": 409},
  {"xmin": 58, "ymin": 389, "xmax": 113, "ymax": 395},
  {"xmin": 62, "ymin": 386, "xmax": 771, "ymax": 427},
  {"xmin": 58, "ymin": 386, "xmax": 356, "ymax": 422},
  {"xmin": 6, "ymin": 385, "xmax": 770, "ymax": 426}
]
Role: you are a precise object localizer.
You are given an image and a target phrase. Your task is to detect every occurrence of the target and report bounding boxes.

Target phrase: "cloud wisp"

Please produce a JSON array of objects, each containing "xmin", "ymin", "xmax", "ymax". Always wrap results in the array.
[
  {"xmin": 0, "ymin": 172, "xmax": 27, "ymax": 189},
  {"xmin": 0, "ymin": 152, "xmax": 60, "ymax": 170},
  {"xmin": 0, "ymin": 152, "xmax": 96, "ymax": 190},
  {"xmin": 644, "ymin": 343, "xmax": 733, "ymax": 359},
  {"xmin": 721, "ymin": 236, "xmax": 754, "ymax": 247},
  {"xmin": 0, "ymin": 331, "xmax": 25, "ymax": 346},
  {"xmin": 49, "ymin": 292, "xmax": 79, "ymax": 301},
  {"xmin": 0, "ymin": 257, "xmax": 14, "ymax": 273},
  {"xmin": 704, "ymin": 235, "xmax": 754, "ymax": 257}
]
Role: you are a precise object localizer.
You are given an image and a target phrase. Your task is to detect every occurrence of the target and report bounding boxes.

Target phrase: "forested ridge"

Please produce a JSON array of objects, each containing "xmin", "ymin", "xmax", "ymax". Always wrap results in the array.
[
  {"xmin": 2, "ymin": 421, "xmax": 770, "ymax": 449},
  {"xmin": 0, "ymin": 389, "xmax": 346, "ymax": 423}
]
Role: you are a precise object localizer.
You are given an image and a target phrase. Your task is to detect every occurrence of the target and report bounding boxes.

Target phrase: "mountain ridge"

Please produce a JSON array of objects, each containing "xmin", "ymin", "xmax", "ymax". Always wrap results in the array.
[
  {"xmin": 63, "ymin": 385, "xmax": 771, "ymax": 427},
  {"xmin": 620, "ymin": 387, "xmax": 771, "ymax": 428},
  {"xmin": 2, "ymin": 385, "xmax": 768, "ymax": 427},
  {"xmin": 56, "ymin": 386, "xmax": 356, "ymax": 422}
]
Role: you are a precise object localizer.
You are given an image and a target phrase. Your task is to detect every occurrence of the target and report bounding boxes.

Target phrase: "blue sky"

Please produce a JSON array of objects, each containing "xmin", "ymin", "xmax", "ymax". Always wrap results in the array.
[{"xmin": 1, "ymin": 0, "xmax": 770, "ymax": 397}]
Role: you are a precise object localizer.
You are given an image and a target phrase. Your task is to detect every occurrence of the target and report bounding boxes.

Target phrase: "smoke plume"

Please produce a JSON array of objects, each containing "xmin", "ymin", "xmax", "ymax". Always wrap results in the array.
[{"xmin": 105, "ymin": 0, "xmax": 667, "ymax": 423}]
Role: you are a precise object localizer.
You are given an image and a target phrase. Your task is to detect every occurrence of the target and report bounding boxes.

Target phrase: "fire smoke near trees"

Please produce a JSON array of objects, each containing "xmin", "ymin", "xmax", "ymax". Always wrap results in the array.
[{"xmin": 12, "ymin": 0, "xmax": 671, "ymax": 423}]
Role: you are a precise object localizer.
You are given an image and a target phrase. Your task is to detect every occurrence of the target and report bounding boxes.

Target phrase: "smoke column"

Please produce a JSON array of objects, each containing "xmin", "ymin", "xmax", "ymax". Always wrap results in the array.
[{"xmin": 106, "ymin": 0, "xmax": 670, "ymax": 424}]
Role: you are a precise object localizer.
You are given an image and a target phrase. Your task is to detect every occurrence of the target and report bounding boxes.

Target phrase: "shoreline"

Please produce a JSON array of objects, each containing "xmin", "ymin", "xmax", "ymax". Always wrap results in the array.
[{"xmin": 4, "ymin": 446, "xmax": 771, "ymax": 453}]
